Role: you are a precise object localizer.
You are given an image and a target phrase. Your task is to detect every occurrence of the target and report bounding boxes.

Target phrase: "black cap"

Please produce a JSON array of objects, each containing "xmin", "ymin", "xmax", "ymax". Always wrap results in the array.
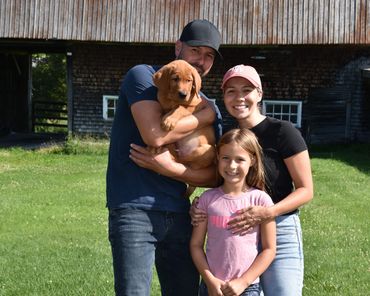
[{"xmin": 180, "ymin": 19, "xmax": 222, "ymax": 59}]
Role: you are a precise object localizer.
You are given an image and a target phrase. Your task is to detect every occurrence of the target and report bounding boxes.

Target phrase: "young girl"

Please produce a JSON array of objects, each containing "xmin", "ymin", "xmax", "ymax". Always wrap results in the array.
[{"xmin": 190, "ymin": 128, "xmax": 276, "ymax": 296}]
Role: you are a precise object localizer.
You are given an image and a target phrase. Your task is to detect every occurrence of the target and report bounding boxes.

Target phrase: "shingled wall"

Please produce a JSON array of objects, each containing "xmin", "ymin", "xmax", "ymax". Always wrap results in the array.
[{"xmin": 72, "ymin": 43, "xmax": 370, "ymax": 143}]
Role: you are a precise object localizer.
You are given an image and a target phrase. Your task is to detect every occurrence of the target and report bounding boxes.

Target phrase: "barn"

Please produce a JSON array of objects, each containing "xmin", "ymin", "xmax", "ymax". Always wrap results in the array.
[{"xmin": 0, "ymin": 0, "xmax": 369, "ymax": 144}]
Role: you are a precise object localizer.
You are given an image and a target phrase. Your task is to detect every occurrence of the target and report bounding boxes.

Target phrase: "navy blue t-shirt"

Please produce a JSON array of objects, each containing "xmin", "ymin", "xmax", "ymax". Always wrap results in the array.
[{"xmin": 106, "ymin": 64, "xmax": 222, "ymax": 212}]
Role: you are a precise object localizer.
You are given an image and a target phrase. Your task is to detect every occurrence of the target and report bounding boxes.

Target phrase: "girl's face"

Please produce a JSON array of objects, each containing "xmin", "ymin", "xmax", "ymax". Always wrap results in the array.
[
  {"xmin": 218, "ymin": 142, "xmax": 254, "ymax": 193},
  {"xmin": 223, "ymin": 77, "xmax": 262, "ymax": 121}
]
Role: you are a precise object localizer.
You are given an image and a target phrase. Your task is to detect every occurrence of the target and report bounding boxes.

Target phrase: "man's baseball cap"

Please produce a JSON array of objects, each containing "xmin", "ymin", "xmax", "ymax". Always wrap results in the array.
[
  {"xmin": 180, "ymin": 19, "xmax": 222, "ymax": 58},
  {"xmin": 221, "ymin": 64, "xmax": 262, "ymax": 90}
]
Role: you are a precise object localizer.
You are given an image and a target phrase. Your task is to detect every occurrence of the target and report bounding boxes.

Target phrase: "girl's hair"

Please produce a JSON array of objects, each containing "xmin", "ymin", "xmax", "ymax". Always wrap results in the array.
[{"xmin": 217, "ymin": 128, "xmax": 266, "ymax": 191}]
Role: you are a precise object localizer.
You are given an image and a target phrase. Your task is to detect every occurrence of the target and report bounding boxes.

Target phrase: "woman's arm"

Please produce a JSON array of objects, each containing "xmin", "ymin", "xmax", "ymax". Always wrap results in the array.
[
  {"xmin": 269, "ymin": 149, "xmax": 313, "ymax": 216},
  {"xmin": 221, "ymin": 219, "xmax": 276, "ymax": 295},
  {"xmin": 129, "ymin": 144, "xmax": 218, "ymax": 187},
  {"xmin": 131, "ymin": 98, "xmax": 215, "ymax": 148},
  {"xmin": 190, "ymin": 221, "xmax": 225, "ymax": 296},
  {"xmin": 228, "ymin": 150, "xmax": 313, "ymax": 235}
]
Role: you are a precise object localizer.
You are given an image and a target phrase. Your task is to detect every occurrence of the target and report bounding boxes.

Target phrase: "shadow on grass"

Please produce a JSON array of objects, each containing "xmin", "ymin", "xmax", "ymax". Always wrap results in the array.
[{"xmin": 309, "ymin": 143, "xmax": 370, "ymax": 175}]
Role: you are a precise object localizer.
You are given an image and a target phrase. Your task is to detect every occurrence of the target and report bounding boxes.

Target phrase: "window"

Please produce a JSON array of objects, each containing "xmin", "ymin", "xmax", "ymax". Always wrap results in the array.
[
  {"xmin": 262, "ymin": 100, "xmax": 302, "ymax": 128},
  {"xmin": 103, "ymin": 95, "xmax": 119, "ymax": 120}
]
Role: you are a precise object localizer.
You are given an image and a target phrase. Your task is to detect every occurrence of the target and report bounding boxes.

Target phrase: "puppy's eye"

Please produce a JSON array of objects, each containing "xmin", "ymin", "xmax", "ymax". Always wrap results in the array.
[{"xmin": 172, "ymin": 77, "xmax": 180, "ymax": 82}]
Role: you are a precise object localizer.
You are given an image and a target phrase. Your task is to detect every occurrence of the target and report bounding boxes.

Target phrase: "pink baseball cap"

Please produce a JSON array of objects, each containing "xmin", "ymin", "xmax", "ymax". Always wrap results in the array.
[{"xmin": 221, "ymin": 64, "xmax": 262, "ymax": 90}]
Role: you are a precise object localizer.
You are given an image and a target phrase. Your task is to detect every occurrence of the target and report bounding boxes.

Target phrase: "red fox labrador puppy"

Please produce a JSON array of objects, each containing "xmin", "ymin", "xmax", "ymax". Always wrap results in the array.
[{"xmin": 153, "ymin": 60, "xmax": 216, "ymax": 170}]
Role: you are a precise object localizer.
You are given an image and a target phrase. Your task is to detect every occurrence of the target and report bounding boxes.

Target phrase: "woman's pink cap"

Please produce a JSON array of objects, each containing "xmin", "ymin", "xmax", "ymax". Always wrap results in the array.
[{"xmin": 221, "ymin": 64, "xmax": 262, "ymax": 90}]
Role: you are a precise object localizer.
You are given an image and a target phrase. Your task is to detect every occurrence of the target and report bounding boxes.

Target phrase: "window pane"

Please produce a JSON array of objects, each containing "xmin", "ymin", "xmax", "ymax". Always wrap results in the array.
[
  {"xmin": 266, "ymin": 104, "xmax": 273, "ymax": 113},
  {"xmin": 108, "ymin": 109, "xmax": 115, "ymax": 118},
  {"xmin": 283, "ymin": 105, "xmax": 290, "ymax": 113},
  {"xmin": 108, "ymin": 99, "xmax": 115, "ymax": 108},
  {"xmin": 291, "ymin": 105, "xmax": 297, "ymax": 113},
  {"xmin": 290, "ymin": 115, "xmax": 297, "ymax": 123},
  {"xmin": 274, "ymin": 104, "xmax": 281, "ymax": 113},
  {"xmin": 282, "ymin": 115, "xmax": 289, "ymax": 121}
]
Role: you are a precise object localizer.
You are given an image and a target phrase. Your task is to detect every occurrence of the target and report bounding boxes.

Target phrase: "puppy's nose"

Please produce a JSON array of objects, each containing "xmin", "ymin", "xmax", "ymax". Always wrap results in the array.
[{"xmin": 178, "ymin": 91, "xmax": 187, "ymax": 99}]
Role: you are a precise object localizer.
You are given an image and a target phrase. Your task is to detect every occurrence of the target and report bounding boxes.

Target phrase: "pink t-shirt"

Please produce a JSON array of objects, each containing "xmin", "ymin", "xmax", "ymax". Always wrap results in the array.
[{"xmin": 198, "ymin": 187, "xmax": 274, "ymax": 282}]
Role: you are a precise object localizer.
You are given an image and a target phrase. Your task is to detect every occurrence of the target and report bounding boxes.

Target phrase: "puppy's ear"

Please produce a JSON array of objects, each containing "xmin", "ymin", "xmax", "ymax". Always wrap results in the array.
[
  {"xmin": 153, "ymin": 65, "xmax": 171, "ymax": 90},
  {"xmin": 191, "ymin": 66, "xmax": 202, "ymax": 95}
]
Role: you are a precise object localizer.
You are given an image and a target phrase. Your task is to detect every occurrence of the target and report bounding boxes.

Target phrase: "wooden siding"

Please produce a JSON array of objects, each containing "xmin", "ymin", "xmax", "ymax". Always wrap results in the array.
[{"xmin": 0, "ymin": 0, "xmax": 369, "ymax": 44}]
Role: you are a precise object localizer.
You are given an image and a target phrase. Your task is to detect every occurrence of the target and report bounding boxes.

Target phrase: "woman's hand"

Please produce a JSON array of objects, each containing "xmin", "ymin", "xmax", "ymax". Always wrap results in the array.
[
  {"xmin": 189, "ymin": 197, "xmax": 207, "ymax": 226},
  {"xmin": 227, "ymin": 206, "xmax": 273, "ymax": 236}
]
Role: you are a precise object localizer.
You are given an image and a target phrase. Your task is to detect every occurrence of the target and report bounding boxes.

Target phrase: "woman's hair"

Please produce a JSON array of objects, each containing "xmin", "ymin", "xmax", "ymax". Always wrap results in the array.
[{"xmin": 217, "ymin": 128, "xmax": 266, "ymax": 191}]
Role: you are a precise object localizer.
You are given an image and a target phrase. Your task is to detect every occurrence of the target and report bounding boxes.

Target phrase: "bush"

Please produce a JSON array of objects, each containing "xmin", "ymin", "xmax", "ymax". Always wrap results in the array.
[{"xmin": 37, "ymin": 134, "xmax": 110, "ymax": 155}]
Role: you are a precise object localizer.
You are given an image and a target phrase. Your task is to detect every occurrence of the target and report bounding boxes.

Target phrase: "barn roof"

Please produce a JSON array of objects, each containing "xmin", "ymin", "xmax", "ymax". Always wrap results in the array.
[{"xmin": 1, "ymin": 0, "xmax": 369, "ymax": 45}]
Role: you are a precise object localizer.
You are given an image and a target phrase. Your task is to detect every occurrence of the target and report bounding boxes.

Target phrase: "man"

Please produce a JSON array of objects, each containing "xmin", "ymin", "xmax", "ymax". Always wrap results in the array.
[{"xmin": 106, "ymin": 19, "xmax": 222, "ymax": 296}]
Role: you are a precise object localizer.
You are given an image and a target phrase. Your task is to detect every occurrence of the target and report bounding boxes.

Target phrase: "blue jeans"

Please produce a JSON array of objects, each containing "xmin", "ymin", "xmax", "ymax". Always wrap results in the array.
[
  {"xmin": 199, "ymin": 281, "xmax": 260, "ymax": 296},
  {"xmin": 108, "ymin": 208, "xmax": 199, "ymax": 296},
  {"xmin": 260, "ymin": 213, "xmax": 303, "ymax": 296}
]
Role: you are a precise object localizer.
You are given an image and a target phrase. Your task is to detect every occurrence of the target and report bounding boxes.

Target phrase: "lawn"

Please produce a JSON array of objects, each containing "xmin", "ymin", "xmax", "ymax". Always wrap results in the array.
[{"xmin": 0, "ymin": 142, "xmax": 369, "ymax": 295}]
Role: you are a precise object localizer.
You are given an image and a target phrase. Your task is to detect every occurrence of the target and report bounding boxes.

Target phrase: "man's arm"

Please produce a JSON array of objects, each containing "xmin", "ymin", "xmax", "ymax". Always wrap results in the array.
[
  {"xmin": 131, "ymin": 98, "xmax": 215, "ymax": 148},
  {"xmin": 129, "ymin": 144, "xmax": 218, "ymax": 187}
]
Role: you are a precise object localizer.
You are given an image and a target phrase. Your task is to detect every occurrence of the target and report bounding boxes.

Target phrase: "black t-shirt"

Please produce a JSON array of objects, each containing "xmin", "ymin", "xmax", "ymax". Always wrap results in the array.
[{"xmin": 251, "ymin": 117, "xmax": 307, "ymax": 204}]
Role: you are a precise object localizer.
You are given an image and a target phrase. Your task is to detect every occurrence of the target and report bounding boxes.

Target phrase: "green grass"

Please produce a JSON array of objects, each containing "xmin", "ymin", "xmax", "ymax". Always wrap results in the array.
[
  {"xmin": 0, "ymin": 142, "xmax": 369, "ymax": 295},
  {"xmin": 301, "ymin": 144, "xmax": 370, "ymax": 295}
]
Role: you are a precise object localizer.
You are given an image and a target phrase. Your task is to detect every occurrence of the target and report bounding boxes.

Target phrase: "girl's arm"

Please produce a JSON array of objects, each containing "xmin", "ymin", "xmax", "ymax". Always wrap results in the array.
[
  {"xmin": 228, "ymin": 150, "xmax": 313, "ymax": 234},
  {"xmin": 190, "ymin": 221, "xmax": 225, "ymax": 296},
  {"xmin": 221, "ymin": 219, "xmax": 276, "ymax": 295}
]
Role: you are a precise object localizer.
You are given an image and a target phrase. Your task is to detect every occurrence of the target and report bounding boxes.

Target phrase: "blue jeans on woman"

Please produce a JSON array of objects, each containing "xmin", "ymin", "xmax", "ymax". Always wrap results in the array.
[
  {"xmin": 108, "ymin": 208, "xmax": 199, "ymax": 296},
  {"xmin": 199, "ymin": 281, "xmax": 260, "ymax": 296},
  {"xmin": 260, "ymin": 213, "xmax": 304, "ymax": 296}
]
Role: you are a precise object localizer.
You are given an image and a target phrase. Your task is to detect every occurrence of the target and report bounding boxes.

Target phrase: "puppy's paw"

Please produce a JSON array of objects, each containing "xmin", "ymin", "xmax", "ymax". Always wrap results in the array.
[{"xmin": 161, "ymin": 116, "xmax": 177, "ymax": 131}]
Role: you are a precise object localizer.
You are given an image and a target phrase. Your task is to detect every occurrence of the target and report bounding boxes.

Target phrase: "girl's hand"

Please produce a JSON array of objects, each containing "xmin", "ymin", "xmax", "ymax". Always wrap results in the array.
[
  {"xmin": 221, "ymin": 278, "xmax": 249, "ymax": 296},
  {"xmin": 227, "ymin": 206, "xmax": 273, "ymax": 236},
  {"xmin": 189, "ymin": 197, "xmax": 207, "ymax": 226},
  {"xmin": 206, "ymin": 278, "xmax": 225, "ymax": 296}
]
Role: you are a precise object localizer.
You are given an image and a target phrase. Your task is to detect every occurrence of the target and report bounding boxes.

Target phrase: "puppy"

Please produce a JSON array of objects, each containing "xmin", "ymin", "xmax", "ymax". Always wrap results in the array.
[{"xmin": 153, "ymin": 60, "xmax": 216, "ymax": 170}]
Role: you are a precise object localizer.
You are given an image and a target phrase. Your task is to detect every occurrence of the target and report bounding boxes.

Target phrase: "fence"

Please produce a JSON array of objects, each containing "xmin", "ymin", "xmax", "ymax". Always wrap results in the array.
[{"xmin": 32, "ymin": 100, "xmax": 68, "ymax": 133}]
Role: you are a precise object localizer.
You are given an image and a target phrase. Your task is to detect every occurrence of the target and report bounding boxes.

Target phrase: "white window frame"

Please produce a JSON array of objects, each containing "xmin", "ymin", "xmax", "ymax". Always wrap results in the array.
[
  {"xmin": 102, "ymin": 95, "xmax": 119, "ymax": 120},
  {"xmin": 262, "ymin": 100, "xmax": 302, "ymax": 128}
]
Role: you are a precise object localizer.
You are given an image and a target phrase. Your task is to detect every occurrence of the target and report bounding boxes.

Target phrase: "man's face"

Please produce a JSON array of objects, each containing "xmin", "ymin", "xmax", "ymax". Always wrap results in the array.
[{"xmin": 175, "ymin": 41, "xmax": 216, "ymax": 77}]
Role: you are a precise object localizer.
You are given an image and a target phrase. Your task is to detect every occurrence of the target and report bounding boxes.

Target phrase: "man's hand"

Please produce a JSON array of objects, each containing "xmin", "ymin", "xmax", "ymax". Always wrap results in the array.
[
  {"xmin": 130, "ymin": 143, "xmax": 218, "ymax": 187},
  {"xmin": 189, "ymin": 197, "xmax": 207, "ymax": 226},
  {"xmin": 129, "ymin": 143, "xmax": 177, "ymax": 177}
]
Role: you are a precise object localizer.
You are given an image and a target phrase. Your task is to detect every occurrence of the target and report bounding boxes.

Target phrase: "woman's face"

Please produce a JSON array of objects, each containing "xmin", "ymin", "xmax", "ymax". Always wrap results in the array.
[{"xmin": 223, "ymin": 77, "xmax": 262, "ymax": 122}]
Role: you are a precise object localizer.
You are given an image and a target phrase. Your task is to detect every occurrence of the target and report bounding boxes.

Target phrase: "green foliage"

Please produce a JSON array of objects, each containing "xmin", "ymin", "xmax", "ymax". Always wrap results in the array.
[
  {"xmin": 51, "ymin": 135, "xmax": 110, "ymax": 155},
  {"xmin": 32, "ymin": 53, "xmax": 68, "ymax": 133},
  {"xmin": 0, "ymin": 144, "xmax": 369, "ymax": 295},
  {"xmin": 32, "ymin": 53, "xmax": 67, "ymax": 103}
]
